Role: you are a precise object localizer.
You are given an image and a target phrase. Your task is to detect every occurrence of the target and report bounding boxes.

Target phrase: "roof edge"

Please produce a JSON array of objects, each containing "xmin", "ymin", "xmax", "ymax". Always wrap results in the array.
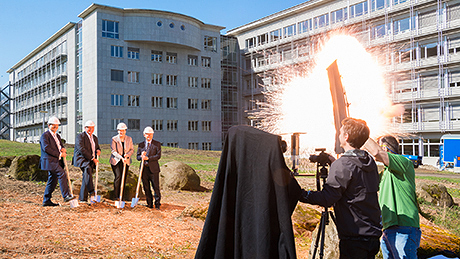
[
  {"xmin": 7, "ymin": 22, "xmax": 76, "ymax": 73},
  {"xmin": 79, "ymin": 3, "xmax": 225, "ymax": 31}
]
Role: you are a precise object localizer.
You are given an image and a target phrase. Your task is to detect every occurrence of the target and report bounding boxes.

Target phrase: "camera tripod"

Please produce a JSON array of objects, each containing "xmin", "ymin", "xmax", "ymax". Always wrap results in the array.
[{"xmin": 311, "ymin": 161, "xmax": 337, "ymax": 259}]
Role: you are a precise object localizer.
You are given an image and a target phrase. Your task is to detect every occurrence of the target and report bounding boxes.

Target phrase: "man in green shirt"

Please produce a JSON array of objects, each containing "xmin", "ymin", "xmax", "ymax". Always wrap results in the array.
[{"xmin": 364, "ymin": 135, "xmax": 421, "ymax": 259}]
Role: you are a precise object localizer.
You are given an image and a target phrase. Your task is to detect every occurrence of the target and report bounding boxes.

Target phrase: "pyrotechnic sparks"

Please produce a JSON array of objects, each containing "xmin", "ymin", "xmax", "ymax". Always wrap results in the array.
[{"xmin": 254, "ymin": 34, "xmax": 400, "ymax": 155}]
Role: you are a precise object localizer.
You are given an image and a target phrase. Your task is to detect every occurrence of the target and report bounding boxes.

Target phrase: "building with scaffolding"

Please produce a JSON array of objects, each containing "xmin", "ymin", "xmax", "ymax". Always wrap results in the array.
[
  {"xmin": 0, "ymin": 83, "xmax": 11, "ymax": 140},
  {"xmin": 227, "ymin": 0, "xmax": 460, "ymax": 163},
  {"xmin": 7, "ymin": 4, "xmax": 231, "ymax": 149}
]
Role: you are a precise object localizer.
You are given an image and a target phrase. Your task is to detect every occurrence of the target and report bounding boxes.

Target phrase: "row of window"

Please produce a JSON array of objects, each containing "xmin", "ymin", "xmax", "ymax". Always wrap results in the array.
[
  {"xmin": 17, "ymin": 41, "xmax": 67, "ymax": 80},
  {"xmin": 110, "ymin": 69, "xmax": 212, "ymax": 87},
  {"xmin": 111, "ymin": 45, "xmax": 212, "ymax": 67},
  {"xmin": 111, "ymin": 118, "xmax": 212, "ymax": 132},
  {"xmin": 111, "ymin": 94, "xmax": 212, "ymax": 110},
  {"xmin": 244, "ymin": 0, "xmax": 409, "ymax": 48},
  {"xmin": 103, "ymin": 20, "xmax": 217, "ymax": 52},
  {"xmin": 165, "ymin": 142, "xmax": 212, "ymax": 150}
]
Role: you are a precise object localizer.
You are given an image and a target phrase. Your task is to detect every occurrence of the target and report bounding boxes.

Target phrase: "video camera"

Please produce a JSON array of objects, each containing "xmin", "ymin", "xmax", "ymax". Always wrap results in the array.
[
  {"xmin": 309, "ymin": 148, "xmax": 335, "ymax": 167},
  {"xmin": 309, "ymin": 148, "xmax": 335, "ymax": 191}
]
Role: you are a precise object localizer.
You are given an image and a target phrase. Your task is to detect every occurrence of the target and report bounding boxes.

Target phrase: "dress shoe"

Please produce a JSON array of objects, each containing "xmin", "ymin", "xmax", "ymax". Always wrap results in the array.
[
  {"xmin": 146, "ymin": 204, "xmax": 153, "ymax": 208},
  {"xmin": 43, "ymin": 201, "xmax": 59, "ymax": 207},
  {"xmin": 155, "ymin": 205, "xmax": 161, "ymax": 210},
  {"xmin": 64, "ymin": 196, "xmax": 76, "ymax": 202}
]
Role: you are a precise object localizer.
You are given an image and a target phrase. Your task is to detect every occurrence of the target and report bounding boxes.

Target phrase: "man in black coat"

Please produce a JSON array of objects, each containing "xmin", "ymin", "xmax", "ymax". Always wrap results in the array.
[
  {"xmin": 195, "ymin": 125, "xmax": 302, "ymax": 259},
  {"xmin": 137, "ymin": 126, "xmax": 162, "ymax": 209},
  {"xmin": 40, "ymin": 116, "xmax": 76, "ymax": 206},
  {"xmin": 73, "ymin": 120, "xmax": 101, "ymax": 202},
  {"xmin": 300, "ymin": 117, "xmax": 382, "ymax": 259}
]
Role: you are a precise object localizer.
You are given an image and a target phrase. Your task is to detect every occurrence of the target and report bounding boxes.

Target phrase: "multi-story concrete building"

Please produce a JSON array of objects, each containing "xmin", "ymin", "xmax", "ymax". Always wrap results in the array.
[
  {"xmin": 8, "ymin": 4, "xmax": 226, "ymax": 149},
  {"xmin": 227, "ymin": 0, "xmax": 460, "ymax": 163}
]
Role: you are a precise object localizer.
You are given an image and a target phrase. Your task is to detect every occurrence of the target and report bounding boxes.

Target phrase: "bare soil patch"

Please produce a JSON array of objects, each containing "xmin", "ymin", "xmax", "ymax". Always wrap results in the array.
[{"xmin": 1, "ymin": 163, "xmax": 458, "ymax": 258}]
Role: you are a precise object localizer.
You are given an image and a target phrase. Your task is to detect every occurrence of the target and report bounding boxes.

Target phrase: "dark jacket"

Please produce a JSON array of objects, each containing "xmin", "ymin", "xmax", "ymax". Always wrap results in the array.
[
  {"xmin": 195, "ymin": 126, "xmax": 302, "ymax": 259},
  {"xmin": 136, "ymin": 139, "xmax": 161, "ymax": 173},
  {"xmin": 73, "ymin": 132, "xmax": 100, "ymax": 168},
  {"xmin": 39, "ymin": 130, "xmax": 65, "ymax": 171},
  {"xmin": 301, "ymin": 149, "xmax": 382, "ymax": 239}
]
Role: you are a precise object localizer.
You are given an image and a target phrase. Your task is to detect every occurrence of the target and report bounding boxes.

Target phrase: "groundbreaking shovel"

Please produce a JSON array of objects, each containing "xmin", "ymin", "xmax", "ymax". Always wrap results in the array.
[
  {"xmin": 90, "ymin": 155, "xmax": 101, "ymax": 203},
  {"xmin": 131, "ymin": 162, "xmax": 144, "ymax": 207},
  {"xmin": 63, "ymin": 156, "xmax": 79, "ymax": 208},
  {"xmin": 115, "ymin": 161, "xmax": 127, "ymax": 208}
]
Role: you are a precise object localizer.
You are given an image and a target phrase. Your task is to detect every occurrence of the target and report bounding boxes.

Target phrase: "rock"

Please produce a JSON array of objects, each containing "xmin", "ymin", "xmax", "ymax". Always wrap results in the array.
[
  {"xmin": 160, "ymin": 161, "xmax": 201, "ymax": 191},
  {"xmin": 8, "ymin": 155, "xmax": 48, "ymax": 181},
  {"xmin": 71, "ymin": 163, "xmax": 144, "ymax": 201},
  {"xmin": 181, "ymin": 203, "xmax": 209, "ymax": 220},
  {"xmin": 417, "ymin": 183, "xmax": 455, "ymax": 207},
  {"xmin": 308, "ymin": 210, "xmax": 340, "ymax": 259},
  {"xmin": 0, "ymin": 156, "xmax": 15, "ymax": 168}
]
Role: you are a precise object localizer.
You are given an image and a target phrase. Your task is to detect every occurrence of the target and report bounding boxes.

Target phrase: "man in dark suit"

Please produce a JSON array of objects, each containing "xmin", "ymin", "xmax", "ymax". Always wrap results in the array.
[
  {"xmin": 137, "ymin": 126, "xmax": 162, "ymax": 209},
  {"xmin": 40, "ymin": 116, "xmax": 76, "ymax": 206},
  {"xmin": 73, "ymin": 120, "xmax": 101, "ymax": 202}
]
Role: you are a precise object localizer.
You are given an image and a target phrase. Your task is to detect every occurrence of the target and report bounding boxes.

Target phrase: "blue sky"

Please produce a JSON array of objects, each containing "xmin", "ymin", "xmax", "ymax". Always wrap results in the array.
[{"xmin": 0, "ymin": 0, "xmax": 304, "ymax": 85}]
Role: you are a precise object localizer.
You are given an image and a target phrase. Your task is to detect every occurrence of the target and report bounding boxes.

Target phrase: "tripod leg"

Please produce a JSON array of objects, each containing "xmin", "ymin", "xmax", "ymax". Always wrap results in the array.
[
  {"xmin": 319, "ymin": 211, "xmax": 328, "ymax": 259},
  {"xmin": 312, "ymin": 212, "xmax": 325, "ymax": 259}
]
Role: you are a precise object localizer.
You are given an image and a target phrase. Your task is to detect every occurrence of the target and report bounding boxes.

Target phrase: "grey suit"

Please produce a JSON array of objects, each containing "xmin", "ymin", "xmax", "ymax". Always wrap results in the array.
[{"xmin": 136, "ymin": 139, "xmax": 161, "ymax": 208}]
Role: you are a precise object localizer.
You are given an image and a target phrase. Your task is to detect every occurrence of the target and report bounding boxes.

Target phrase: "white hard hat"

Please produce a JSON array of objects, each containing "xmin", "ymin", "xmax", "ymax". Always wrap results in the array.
[
  {"xmin": 117, "ymin": 122, "xmax": 127, "ymax": 130},
  {"xmin": 143, "ymin": 126, "xmax": 154, "ymax": 134},
  {"xmin": 84, "ymin": 120, "xmax": 95, "ymax": 127},
  {"xmin": 47, "ymin": 116, "xmax": 61, "ymax": 125}
]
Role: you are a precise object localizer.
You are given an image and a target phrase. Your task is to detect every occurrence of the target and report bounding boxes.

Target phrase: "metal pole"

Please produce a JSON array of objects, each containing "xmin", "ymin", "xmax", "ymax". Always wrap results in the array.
[{"xmin": 40, "ymin": 110, "xmax": 48, "ymax": 134}]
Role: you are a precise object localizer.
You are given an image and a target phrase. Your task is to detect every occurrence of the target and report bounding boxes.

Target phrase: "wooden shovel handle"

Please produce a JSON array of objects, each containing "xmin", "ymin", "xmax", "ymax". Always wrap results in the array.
[
  {"xmin": 134, "ymin": 162, "xmax": 144, "ymax": 199},
  {"xmin": 63, "ymin": 156, "xmax": 73, "ymax": 194},
  {"xmin": 119, "ymin": 162, "xmax": 127, "ymax": 202},
  {"xmin": 94, "ymin": 155, "xmax": 99, "ymax": 195}
]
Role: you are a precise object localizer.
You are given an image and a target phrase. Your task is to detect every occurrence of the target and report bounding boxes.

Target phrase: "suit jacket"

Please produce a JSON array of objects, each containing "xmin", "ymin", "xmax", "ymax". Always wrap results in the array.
[
  {"xmin": 109, "ymin": 135, "xmax": 134, "ymax": 166},
  {"xmin": 136, "ymin": 139, "xmax": 161, "ymax": 173},
  {"xmin": 73, "ymin": 131, "xmax": 100, "ymax": 168},
  {"xmin": 39, "ymin": 130, "xmax": 65, "ymax": 171}
]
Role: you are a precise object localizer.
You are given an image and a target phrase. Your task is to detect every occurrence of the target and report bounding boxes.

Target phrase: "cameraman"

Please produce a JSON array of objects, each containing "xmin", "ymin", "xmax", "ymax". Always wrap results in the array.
[{"xmin": 299, "ymin": 117, "xmax": 382, "ymax": 259}]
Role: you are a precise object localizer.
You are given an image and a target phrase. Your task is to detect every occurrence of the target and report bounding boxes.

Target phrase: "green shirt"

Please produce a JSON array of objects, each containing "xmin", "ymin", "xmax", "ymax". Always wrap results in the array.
[{"xmin": 379, "ymin": 153, "xmax": 420, "ymax": 230}]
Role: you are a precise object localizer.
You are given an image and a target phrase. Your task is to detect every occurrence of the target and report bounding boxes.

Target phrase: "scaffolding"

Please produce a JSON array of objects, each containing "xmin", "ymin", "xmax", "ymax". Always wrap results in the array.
[{"xmin": 0, "ymin": 83, "xmax": 11, "ymax": 140}]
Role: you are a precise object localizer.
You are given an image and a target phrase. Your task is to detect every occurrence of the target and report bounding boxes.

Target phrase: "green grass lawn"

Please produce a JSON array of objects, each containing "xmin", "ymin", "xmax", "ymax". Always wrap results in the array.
[{"xmin": 0, "ymin": 139, "xmax": 220, "ymax": 171}]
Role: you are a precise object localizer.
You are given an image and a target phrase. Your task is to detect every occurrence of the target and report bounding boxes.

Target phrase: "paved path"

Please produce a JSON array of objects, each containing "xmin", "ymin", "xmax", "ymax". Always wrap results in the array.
[{"xmin": 416, "ymin": 171, "xmax": 460, "ymax": 179}]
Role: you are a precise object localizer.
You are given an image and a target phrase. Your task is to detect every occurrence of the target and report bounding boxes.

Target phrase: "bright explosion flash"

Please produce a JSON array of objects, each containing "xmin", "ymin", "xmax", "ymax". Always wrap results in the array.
[{"xmin": 257, "ymin": 34, "xmax": 401, "ymax": 155}]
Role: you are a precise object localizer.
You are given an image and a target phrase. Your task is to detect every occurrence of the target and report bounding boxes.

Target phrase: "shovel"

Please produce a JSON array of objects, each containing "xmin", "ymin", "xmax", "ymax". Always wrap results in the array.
[
  {"xmin": 131, "ymin": 162, "xmax": 144, "ymax": 207},
  {"xmin": 90, "ymin": 155, "xmax": 101, "ymax": 203},
  {"xmin": 63, "ymin": 156, "xmax": 79, "ymax": 208},
  {"xmin": 115, "ymin": 161, "xmax": 127, "ymax": 208}
]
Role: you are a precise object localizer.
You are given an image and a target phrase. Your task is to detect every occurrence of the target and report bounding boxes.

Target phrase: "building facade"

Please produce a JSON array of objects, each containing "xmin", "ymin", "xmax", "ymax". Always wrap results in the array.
[
  {"xmin": 8, "ymin": 4, "xmax": 226, "ymax": 149},
  {"xmin": 227, "ymin": 0, "xmax": 460, "ymax": 162}
]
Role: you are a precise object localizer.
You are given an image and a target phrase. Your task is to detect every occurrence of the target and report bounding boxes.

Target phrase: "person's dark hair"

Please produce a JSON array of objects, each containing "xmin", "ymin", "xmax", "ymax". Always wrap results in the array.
[
  {"xmin": 341, "ymin": 117, "xmax": 370, "ymax": 149},
  {"xmin": 378, "ymin": 135, "xmax": 400, "ymax": 154}
]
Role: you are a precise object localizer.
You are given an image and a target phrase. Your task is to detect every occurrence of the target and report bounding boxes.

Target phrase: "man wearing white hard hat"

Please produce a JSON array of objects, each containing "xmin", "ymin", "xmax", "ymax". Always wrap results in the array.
[
  {"xmin": 109, "ymin": 122, "xmax": 134, "ymax": 199},
  {"xmin": 136, "ymin": 126, "xmax": 162, "ymax": 209},
  {"xmin": 73, "ymin": 120, "xmax": 101, "ymax": 202},
  {"xmin": 39, "ymin": 116, "xmax": 76, "ymax": 206}
]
